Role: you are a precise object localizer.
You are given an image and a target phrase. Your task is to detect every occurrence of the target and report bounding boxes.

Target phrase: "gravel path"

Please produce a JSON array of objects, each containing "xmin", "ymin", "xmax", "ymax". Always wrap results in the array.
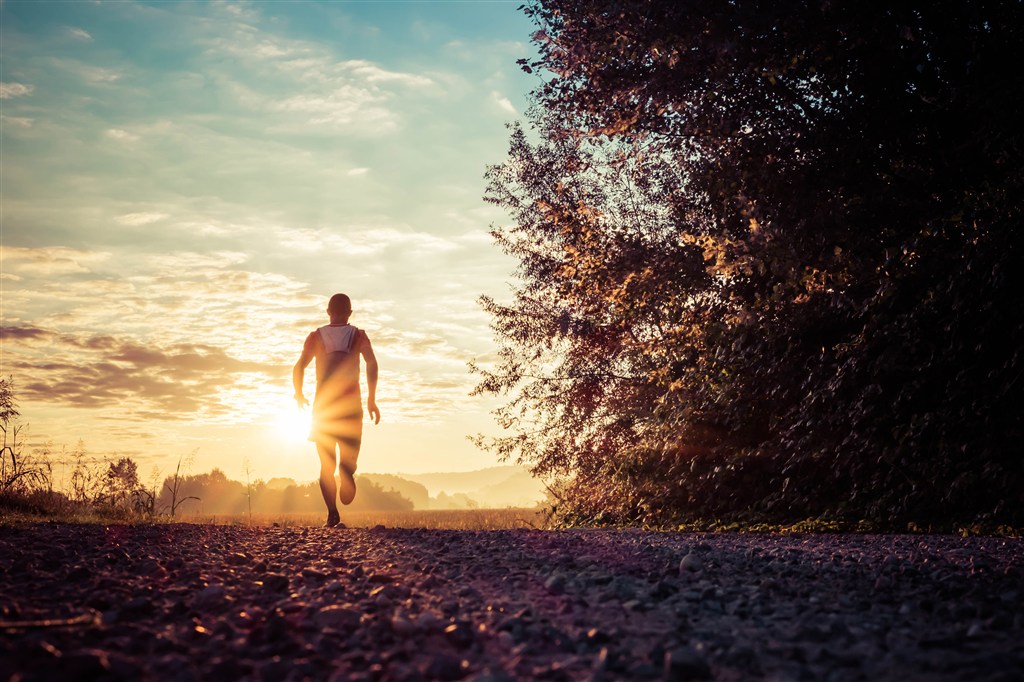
[{"xmin": 0, "ymin": 524, "xmax": 1021, "ymax": 681}]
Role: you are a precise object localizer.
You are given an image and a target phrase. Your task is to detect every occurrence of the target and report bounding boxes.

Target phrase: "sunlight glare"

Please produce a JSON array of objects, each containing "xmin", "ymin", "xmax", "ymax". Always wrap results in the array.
[{"xmin": 272, "ymin": 401, "xmax": 311, "ymax": 443}]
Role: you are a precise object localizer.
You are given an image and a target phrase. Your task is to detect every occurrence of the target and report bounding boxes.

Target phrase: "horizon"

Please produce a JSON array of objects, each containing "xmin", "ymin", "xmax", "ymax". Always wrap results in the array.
[{"xmin": 1, "ymin": 2, "xmax": 538, "ymax": 484}]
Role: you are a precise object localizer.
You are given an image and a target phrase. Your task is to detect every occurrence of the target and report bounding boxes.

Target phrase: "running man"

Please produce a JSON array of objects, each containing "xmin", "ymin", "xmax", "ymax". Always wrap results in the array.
[{"xmin": 293, "ymin": 293, "xmax": 380, "ymax": 527}]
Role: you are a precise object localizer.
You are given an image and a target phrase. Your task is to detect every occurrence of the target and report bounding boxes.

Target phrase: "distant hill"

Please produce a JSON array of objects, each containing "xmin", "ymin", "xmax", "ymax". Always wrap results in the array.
[
  {"xmin": 265, "ymin": 477, "xmax": 298, "ymax": 491},
  {"xmin": 395, "ymin": 466, "xmax": 546, "ymax": 509},
  {"xmin": 358, "ymin": 474, "xmax": 430, "ymax": 509},
  {"xmin": 260, "ymin": 466, "xmax": 547, "ymax": 510}
]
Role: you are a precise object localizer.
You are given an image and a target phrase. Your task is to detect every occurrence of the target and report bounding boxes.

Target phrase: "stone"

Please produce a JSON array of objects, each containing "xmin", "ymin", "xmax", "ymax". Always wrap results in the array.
[
  {"xmin": 544, "ymin": 573, "xmax": 567, "ymax": 595},
  {"xmin": 226, "ymin": 552, "xmax": 250, "ymax": 566},
  {"xmin": 391, "ymin": 616, "xmax": 418, "ymax": 637},
  {"xmin": 444, "ymin": 621, "xmax": 476, "ymax": 649},
  {"xmin": 262, "ymin": 574, "xmax": 290, "ymax": 593},
  {"xmin": 417, "ymin": 612, "xmax": 444, "ymax": 633},
  {"xmin": 679, "ymin": 554, "xmax": 704, "ymax": 573},
  {"xmin": 194, "ymin": 584, "xmax": 227, "ymax": 609},
  {"xmin": 63, "ymin": 649, "xmax": 111, "ymax": 678},
  {"xmin": 424, "ymin": 653, "xmax": 466, "ymax": 681},
  {"xmin": 314, "ymin": 605, "xmax": 361, "ymax": 631},
  {"xmin": 122, "ymin": 596, "xmax": 154, "ymax": 618},
  {"xmin": 370, "ymin": 583, "xmax": 411, "ymax": 601},
  {"xmin": 664, "ymin": 646, "xmax": 711, "ymax": 680}
]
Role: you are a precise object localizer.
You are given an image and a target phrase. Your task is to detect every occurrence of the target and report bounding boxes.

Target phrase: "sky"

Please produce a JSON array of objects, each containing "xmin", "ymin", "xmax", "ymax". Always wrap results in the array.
[{"xmin": 0, "ymin": 0, "xmax": 539, "ymax": 486}]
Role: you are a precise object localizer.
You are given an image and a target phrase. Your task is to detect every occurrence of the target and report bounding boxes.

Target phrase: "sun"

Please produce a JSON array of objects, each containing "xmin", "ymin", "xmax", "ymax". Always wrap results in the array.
[{"xmin": 271, "ymin": 402, "xmax": 311, "ymax": 442}]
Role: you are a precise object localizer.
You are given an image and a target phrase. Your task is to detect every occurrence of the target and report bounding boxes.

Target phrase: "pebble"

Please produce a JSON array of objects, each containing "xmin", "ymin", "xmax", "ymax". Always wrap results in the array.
[
  {"xmin": 679, "ymin": 553, "xmax": 704, "ymax": 573},
  {"xmin": 664, "ymin": 645, "xmax": 711, "ymax": 680},
  {"xmin": 261, "ymin": 573, "xmax": 290, "ymax": 593},
  {"xmin": 193, "ymin": 584, "xmax": 227, "ymax": 609},
  {"xmin": 444, "ymin": 621, "xmax": 476, "ymax": 649},
  {"xmin": 544, "ymin": 573, "xmax": 567, "ymax": 595},
  {"xmin": 425, "ymin": 652, "xmax": 466, "ymax": 681},
  {"xmin": 313, "ymin": 605, "xmax": 361, "ymax": 631}
]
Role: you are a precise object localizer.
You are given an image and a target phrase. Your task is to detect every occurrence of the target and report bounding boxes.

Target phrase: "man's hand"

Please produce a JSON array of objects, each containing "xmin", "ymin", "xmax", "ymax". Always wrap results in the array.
[
  {"xmin": 294, "ymin": 393, "xmax": 309, "ymax": 409},
  {"xmin": 367, "ymin": 399, "xmax": 380, "ymax": 425}
]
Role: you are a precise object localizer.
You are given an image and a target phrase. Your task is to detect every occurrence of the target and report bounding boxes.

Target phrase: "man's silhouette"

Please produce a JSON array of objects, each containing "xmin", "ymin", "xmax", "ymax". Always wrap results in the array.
[{"xmin": 293, "ymin": 293, "xmax": 380, "ymax": 527}]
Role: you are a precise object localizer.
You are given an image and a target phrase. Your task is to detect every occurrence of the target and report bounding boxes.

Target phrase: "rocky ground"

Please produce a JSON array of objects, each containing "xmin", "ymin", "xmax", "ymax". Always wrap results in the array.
[{"xmin": 0, "ymin": 523, "xmax": 1021, "ymax": 681}]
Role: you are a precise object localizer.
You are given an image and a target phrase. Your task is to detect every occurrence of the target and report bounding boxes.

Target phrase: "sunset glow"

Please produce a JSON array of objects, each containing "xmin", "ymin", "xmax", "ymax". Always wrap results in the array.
[
  {"xmin": 271, "ymin": 402, "xmax": 312, "ymax": 445},
  {"xmin": 0, "ymin": 2, "xmax": 535, "ymax": 483}
]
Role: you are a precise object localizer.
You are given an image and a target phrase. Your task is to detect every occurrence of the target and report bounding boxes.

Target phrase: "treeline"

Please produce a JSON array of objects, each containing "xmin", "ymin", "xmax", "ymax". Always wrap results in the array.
[
  {"xmin": 1, "ymin": 382, "xmax": 415, "ymax": 519},
  {"xmin": 159, "ymin": 468, "xmax": 413, "ymax": 517},
  {"xmin": 475, "ymin": 1, "xmax": 1023, "ymax": 527},
  {"xmin": 0, "ymin": 446, "xmax": 416, "ymax": 520}
]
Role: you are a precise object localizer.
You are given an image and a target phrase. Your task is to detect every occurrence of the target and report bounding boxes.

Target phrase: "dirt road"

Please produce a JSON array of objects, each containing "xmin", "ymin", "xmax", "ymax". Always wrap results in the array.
[{"xmin": 1, "ymin": 524, "xmax": 1020, "ymax": 680}]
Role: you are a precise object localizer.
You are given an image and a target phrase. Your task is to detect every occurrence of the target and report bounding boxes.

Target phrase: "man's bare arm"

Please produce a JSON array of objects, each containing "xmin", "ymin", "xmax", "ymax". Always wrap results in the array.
[
  {"xmin": 361, "ymin": 332, "xmax": 380, "ymax": 424},
  {"xmin": 293, "ymin": 341, "xmax": 315, "ymax": 408}
]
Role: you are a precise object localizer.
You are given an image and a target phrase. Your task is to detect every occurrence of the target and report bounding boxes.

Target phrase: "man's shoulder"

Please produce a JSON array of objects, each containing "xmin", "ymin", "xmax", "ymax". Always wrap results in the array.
[{"xmin": 304, "ymin": 329, "xmax": 323, "ymax": 349}]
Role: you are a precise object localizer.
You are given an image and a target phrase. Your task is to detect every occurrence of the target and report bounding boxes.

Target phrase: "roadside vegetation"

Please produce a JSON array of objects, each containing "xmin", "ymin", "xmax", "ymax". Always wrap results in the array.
[
  {"xmin": 0, "ymin": 377, "xmax": 544, "ymax": 530},
  {"xmin": 475, "ymin": 0, "xmax": 1023, "ymax": 530}
]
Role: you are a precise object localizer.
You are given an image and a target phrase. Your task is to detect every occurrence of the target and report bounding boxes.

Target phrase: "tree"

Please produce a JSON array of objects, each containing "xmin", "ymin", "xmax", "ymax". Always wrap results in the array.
[
  {"xmin": 478, "ymin": 1, "xmax": 1024, "ymax": 525},
  {"xmin": 0, "ymin": 376, "xmax": 19, "ymax": 426},
  {"xmin": 0, "ymin": 378, "xmax": 50, "ymax": 495},
  {"xmin": 103, "ymin": 457, "xmax": 140, "ymax": 510}
]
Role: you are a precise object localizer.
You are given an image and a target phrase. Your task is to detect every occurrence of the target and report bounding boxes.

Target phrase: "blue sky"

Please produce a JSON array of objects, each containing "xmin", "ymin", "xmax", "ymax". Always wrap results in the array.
[{"xmin": 0, "ymin": 1, "xmax": 538, "ymax": 483}]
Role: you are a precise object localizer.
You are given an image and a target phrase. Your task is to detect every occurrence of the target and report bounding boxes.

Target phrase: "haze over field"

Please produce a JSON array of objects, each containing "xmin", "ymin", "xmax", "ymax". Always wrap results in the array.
[{"xmin": 0, "ymin": 2, "xmax": 538, "ymax": 484}]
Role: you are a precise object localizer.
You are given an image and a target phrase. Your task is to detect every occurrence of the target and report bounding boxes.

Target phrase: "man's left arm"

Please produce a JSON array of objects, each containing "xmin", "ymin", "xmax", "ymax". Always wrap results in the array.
[{"xmin": 361, "ymin": 331, "xmax": 380, "ymax": 424}]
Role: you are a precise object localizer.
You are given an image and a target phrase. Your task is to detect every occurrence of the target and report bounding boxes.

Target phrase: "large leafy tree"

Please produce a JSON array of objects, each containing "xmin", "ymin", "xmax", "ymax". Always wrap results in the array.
[{"xmin": 477, "ymin": 1, "xmax": 1023, "ymax": 525}]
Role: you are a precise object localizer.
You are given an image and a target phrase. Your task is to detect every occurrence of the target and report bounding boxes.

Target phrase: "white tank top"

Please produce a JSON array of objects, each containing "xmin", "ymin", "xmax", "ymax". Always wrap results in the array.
[{"xmin": 317, "ymin": 324, "xmax": 357, "ymax": 353}]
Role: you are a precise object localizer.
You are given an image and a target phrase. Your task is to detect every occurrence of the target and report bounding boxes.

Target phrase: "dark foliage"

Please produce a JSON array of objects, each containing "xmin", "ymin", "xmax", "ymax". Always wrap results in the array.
[{"xmin": 477, "ymin": 0, "xmax": 1023, "ymax": 526}]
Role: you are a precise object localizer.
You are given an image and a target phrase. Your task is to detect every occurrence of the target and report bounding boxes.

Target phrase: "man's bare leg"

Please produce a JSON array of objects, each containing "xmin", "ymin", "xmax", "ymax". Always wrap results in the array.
[
  {"xmin": 316, "ymin": 442, "xmax": 341, "ymax": 525},
  {"xmin": 338, "ymin": 436, "xmax": 359, "ymax": 506}
]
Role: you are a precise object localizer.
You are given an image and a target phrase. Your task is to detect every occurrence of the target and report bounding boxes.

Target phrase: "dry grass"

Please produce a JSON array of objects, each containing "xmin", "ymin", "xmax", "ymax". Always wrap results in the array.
[{"xmin": 177, "ymin": 508, "xmax": 547, "ymax": 530}]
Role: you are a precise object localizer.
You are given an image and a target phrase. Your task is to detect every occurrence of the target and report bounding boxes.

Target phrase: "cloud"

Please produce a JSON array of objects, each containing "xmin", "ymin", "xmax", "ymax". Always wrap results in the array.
[
  {"xmin": 491, "ymin": 90, "xmax": 516, "ymax": 114},
  {"xmin": 0, "ymin": 116, "xmax": 34, "ymax": 127},
  {"xmin": 1, "ymin": 246, "xmax": 111, "ymax": 275},
  {"xmin": 67, "ymin": 27, "xmax": 93, "ymax": 41},
  {"xmin": 272, "ymin": 225, "xmax": 462, "ymax": 257},
  {"xmin": 3, "ymin": 325, "xmax": 283, "ymax": 419},
  {"xmin": 200, "ymin": 21, "xmax": 438, "ymax": 134},
  {"xmin": 51, "ymin": 59, "xmax": 121, "ymax": 84},
  {"xmin": 347, "ymin": 167, "xmax": 370, "ymax": 176},
  {"xmin": 339, "ymin": 60, "xmax": 434, "ymax": 87},
  {"xmin": 273, "ymin": 91, "xmax": 397, "ymax": 130},
  {"xmin": 116, "ymin": 212, "xmax": 167, "ymax": 226},
  {"xmin": 1, "ymin": 326, "xmax": 50, "ymax": 341},
  {"xmin": 105, "ymin": 128, "xmax": 140, "ymax": 142},
  {"xmin": 0, "ymin": 82, "xmax": 34, "ymax": 99}
]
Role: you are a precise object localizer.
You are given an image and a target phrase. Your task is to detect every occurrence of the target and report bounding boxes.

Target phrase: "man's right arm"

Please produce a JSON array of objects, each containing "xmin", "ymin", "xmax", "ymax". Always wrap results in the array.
[{"xmin": 293, "ymin": 334, "xmax": 315, "ymax": 408}]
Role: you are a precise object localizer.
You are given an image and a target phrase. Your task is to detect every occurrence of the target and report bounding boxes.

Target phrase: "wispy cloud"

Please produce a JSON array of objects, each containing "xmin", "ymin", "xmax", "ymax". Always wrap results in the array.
[
  {"xmin": 116, "ymin": 212, "xmax": 167, "ymax": 226},
  {"xmin": 105, "ymin": 128, "xmax": 140, "ymax": 142},
  {"xmin": 1, "ymin": 116, "xmax": 34, "ymax": 127},
  {"xmin": 0, "ymin": 82, "xmax": 34, "ymax": 98},
  {"xmin": 51, "ymin": 58, "xmax": 122, "ymax": 84},
  {"xmin": 67, "ymin": 27, "xmax": 93, "ymax": 41},
  {"xmin": 491, "ymin": 90, "xmax": 517, "ymax": 114},
  {"xmin": 2, "ymin": 246, "xmax": 111, "ymax": 276}
]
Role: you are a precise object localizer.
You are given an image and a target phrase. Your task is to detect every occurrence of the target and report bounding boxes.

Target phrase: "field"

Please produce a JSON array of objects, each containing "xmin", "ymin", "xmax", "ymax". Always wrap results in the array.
[{"xmin": 146, "ymin": 508, "xmax": 546, "ymax": 530}]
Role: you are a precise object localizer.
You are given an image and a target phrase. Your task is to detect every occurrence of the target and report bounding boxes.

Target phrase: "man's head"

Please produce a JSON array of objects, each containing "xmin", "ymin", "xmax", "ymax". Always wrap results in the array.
[{"xmin": 327, "ymin": 293, "xmax": 352, "ymax": 321}]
